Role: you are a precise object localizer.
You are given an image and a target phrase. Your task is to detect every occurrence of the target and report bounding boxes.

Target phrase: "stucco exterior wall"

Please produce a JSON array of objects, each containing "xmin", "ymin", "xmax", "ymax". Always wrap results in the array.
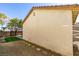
[{"xmin": 23, "ymin": 10, "xmax": 73, "ymax": 56}]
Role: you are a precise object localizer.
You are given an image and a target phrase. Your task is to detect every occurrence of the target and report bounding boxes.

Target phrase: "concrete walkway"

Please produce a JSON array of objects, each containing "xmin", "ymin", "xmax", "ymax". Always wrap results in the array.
[{"xmin": 0, "ymin": 40, "xmax": 59, "ymax": 56}]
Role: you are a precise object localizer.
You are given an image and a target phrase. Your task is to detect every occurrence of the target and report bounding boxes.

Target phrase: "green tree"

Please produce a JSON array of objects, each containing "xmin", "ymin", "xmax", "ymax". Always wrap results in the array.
[
  {"xmin": 0, "ymin": 13, "xmax": 7, "ymax": 37},
  {"xmin": 0, "ymin": 13, "xmax": 7, "ymax": 19},
  {"xmin": 7, "ymin": 18, "xmax": 23, "ymax": 36},
  {"xmin": 0, "ymin": 13, "xmax": 7, "ymax": 30},
  {"xmin": 17, "ymin": 20, "xmax": 23, "ymax": 30}
]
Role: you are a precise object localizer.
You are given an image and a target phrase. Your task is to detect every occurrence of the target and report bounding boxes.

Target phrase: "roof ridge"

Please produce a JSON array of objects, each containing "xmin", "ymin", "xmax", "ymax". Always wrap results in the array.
[{"xmin": 33, "ymin": 4, "xmax": 79, "ymax": 8}]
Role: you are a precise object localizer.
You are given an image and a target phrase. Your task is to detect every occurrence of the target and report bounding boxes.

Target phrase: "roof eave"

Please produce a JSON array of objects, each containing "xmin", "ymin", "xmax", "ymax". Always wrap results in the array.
[{"xmin": 23, "ymin": 5, "xmax": 79, "ymax": 24}]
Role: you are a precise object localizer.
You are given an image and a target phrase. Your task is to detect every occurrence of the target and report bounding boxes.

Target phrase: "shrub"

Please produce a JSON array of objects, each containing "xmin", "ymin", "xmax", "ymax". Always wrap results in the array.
[{"xmin": 4, "ymin": 36, "xmax": 22, "ymax": 42}]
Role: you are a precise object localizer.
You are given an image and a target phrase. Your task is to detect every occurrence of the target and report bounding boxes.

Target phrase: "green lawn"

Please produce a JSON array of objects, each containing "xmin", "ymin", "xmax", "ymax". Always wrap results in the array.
[{"xmin": 4, "ymin": 36, "xmax": 22, "ymax": 42}]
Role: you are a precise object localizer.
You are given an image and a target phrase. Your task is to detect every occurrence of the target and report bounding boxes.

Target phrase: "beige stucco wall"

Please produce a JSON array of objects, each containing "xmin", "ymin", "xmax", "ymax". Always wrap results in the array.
[{"xmin": 23, "ymin": 9, "xmax": 73, "ymax": 56}]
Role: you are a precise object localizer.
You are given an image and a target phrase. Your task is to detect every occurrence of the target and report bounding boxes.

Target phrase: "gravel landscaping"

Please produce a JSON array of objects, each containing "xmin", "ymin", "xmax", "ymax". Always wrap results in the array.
[{"xmin": 0, "ymin": 40, "xmax": 61, "ymax": 56}]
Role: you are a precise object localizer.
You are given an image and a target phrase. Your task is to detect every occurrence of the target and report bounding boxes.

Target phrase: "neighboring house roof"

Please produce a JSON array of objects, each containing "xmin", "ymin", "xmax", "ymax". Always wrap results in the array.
[{"xmin": 23, "ymin": 4, "xmax": 79, "ymax": 24}]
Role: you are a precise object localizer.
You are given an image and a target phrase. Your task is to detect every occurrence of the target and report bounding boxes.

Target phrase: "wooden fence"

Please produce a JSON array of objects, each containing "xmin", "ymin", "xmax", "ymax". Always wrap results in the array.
[{"xmin": 0, "ymin": 31, "xmax": 22, "ymax": 37}]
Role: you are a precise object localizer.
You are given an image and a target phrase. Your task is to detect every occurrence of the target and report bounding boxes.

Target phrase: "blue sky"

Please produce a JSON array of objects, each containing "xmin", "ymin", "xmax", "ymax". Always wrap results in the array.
[
  {"xmin": 0, "ymin": 3, "xmax": 33, "ymax": 20},
  {"xmin": 0, "ymin": 3, "xmax": 60, "ymax": 20}
]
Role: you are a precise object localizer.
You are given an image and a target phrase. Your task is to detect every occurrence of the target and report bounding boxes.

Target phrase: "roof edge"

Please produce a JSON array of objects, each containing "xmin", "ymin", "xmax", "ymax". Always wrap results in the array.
[
  {"xmin": 23, "ymin": 7, "xmax": 34, "ymax": 23},
  {"xmin": 23, "ymin": 4, "xmax": 79, "ymax": 24}
]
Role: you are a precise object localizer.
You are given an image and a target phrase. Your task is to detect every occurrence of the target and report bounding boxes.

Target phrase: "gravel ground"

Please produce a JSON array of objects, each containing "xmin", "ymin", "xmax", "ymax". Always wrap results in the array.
[{"xmin": 0, "ymin": 40, "xmax": 58, "ymax": 56}]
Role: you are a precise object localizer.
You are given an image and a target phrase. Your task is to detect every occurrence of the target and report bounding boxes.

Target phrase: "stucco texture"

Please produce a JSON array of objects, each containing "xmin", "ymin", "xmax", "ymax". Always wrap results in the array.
[{"xmin": 23, "ymin": 10, "xmax": 73, "ymax": 56}]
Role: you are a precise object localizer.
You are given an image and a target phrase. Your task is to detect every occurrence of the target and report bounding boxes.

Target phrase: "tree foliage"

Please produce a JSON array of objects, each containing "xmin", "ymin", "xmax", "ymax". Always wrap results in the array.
[
  {"xmin": 0, "ymin": 13, "xmax": 7, "ymax": 19},
  {"xmin": 0, "ymin": 13, "xmax": 7, "ymax": 30},
  {"xmin": 7, "ymin": 18, "xmax": 22, "ymax": 30},
  {"xmin": 7, "ymin": 18, "xmax": 23, "ymax": 36}
]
